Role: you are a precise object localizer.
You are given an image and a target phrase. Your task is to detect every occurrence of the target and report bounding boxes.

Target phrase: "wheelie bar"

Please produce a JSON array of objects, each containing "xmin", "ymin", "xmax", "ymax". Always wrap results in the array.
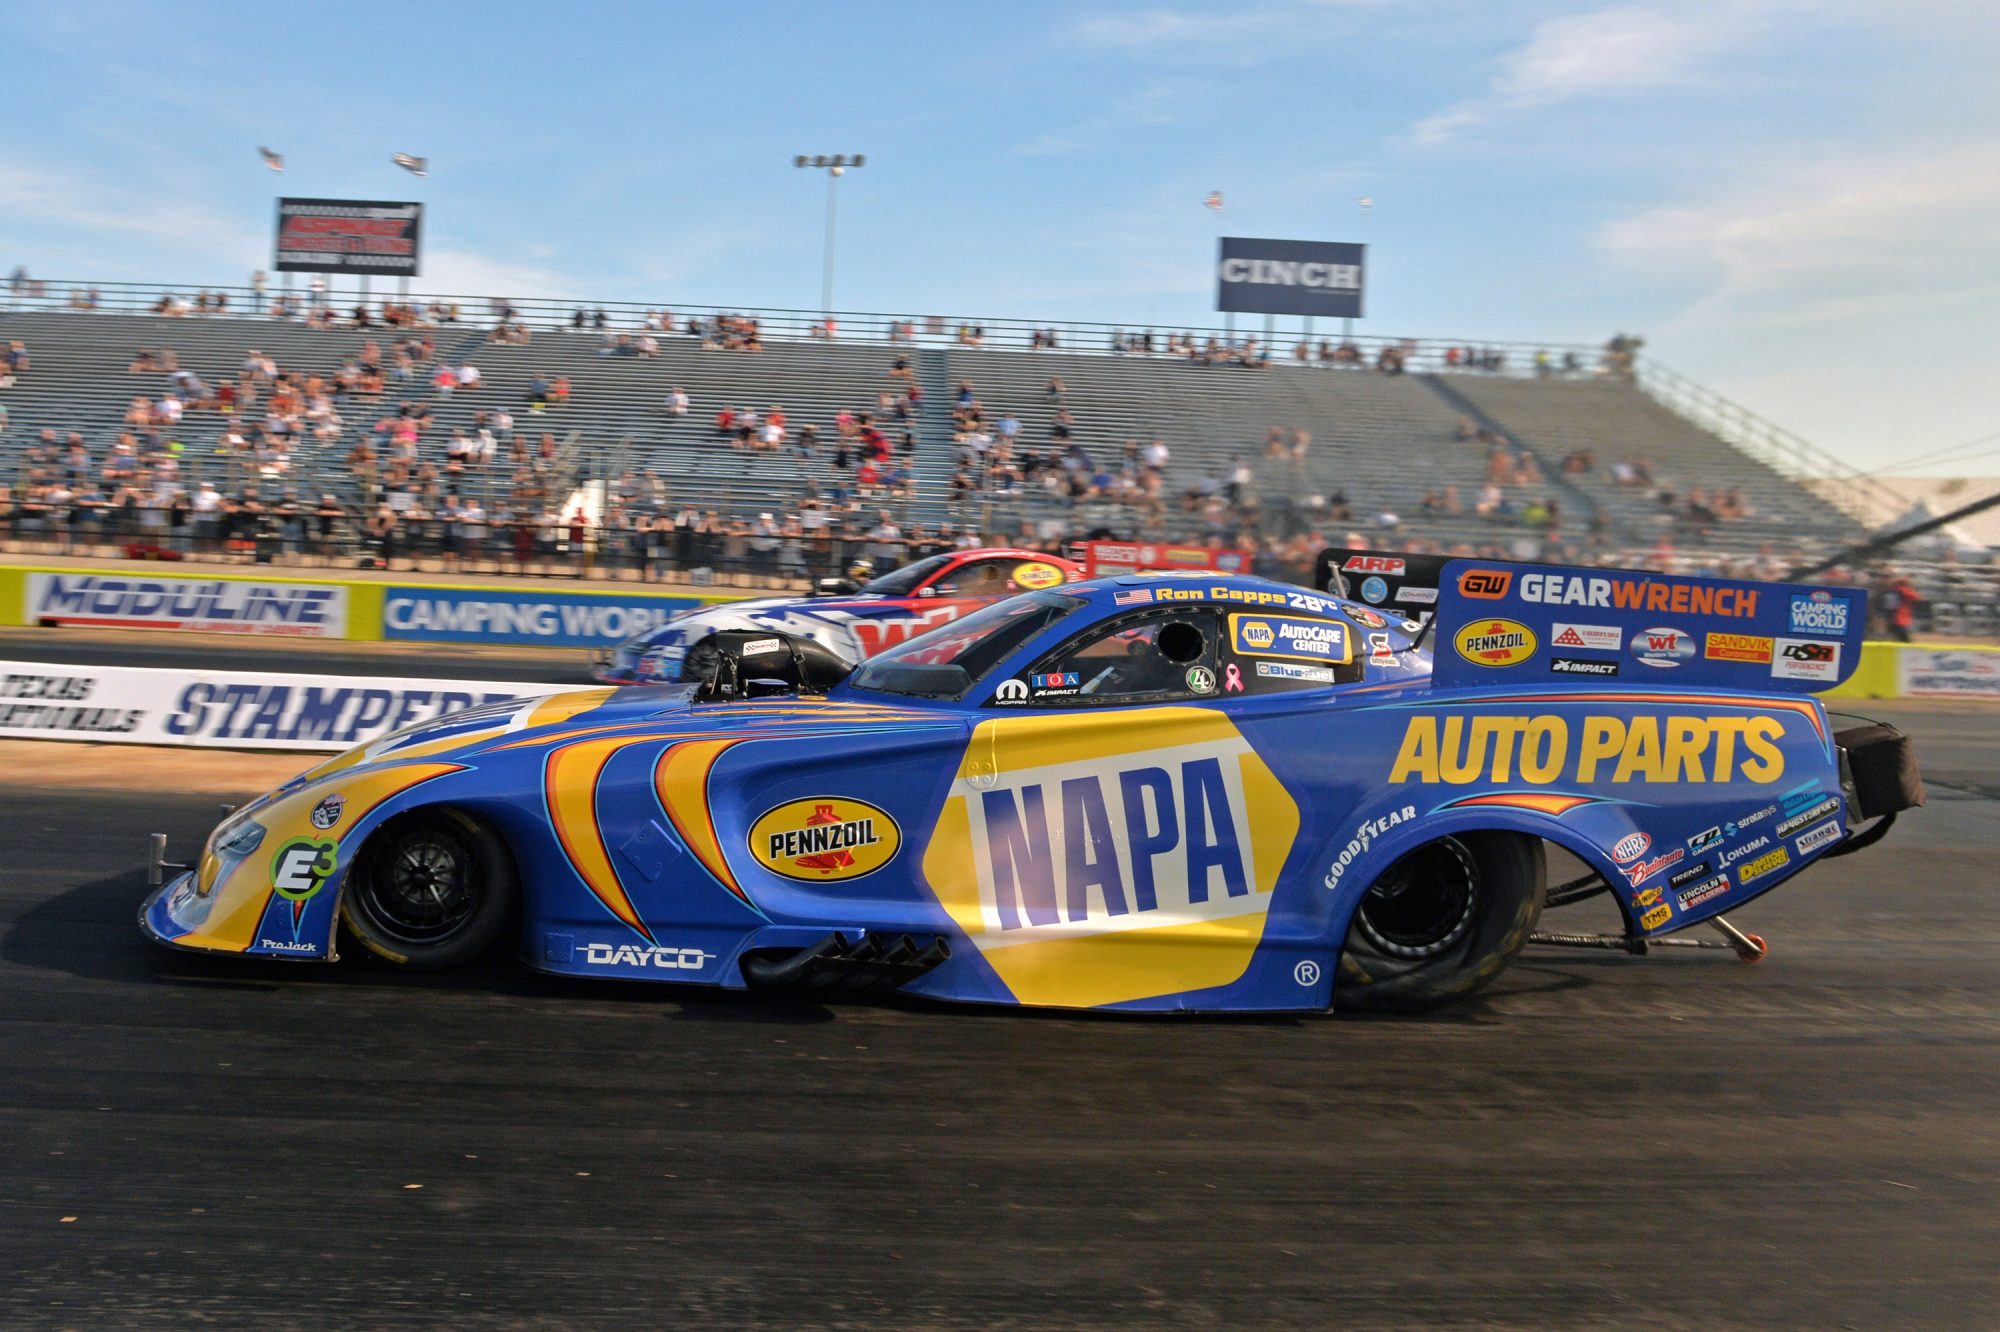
[{"xmin": 1529, "ymin": 915, "xmax": 1767, "ymax": 962}]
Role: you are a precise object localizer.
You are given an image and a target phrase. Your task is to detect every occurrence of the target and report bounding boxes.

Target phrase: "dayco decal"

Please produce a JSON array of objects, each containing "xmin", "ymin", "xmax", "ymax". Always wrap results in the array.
[
  {"xmin": 1705, "ymin": 632, "xmax": 1774, "ymax": 664},
  {"xmin": 1738, "ymin": 845, "xmax": 1792, "ymax": 883},
  {"xmin": 581, "ymin": 942, "xmax": 714, "ymax": 970},
  {"xmin": 1388, "ymin": 714, "xmax": 1786, "ymax": 785},
  {"xmin": 1675, "ymin": 874, "xmax": 1731, "ymax": 911},
  {"xmin": 1517, "ymin": 573, "xmax": 1760, "ymax": 618},
  {"xmin": 1322, "ymin": 805, "xmax": 1416, "ymax": 890},
  {"xmin": 1640, "ymin": 904, "xmax": 1673, "ymax": 930},
  {"xmin": 1720, "ymin": 835, "xmax": 1772, "ymax": 866},
  {"xmin": 1454, "ymin": 619, "xmax": 1536, "ymax": 668},
  {"xmin": 749, "ymin": 798, "xmax": 902, "ymax": 881},
  {"xmin": 923, "ymin": 710, "xmax": 1300, "ymax": 1009},
  {"xmin": 1777, "ymin": 797, "xmax": 1841, "ymax": 837},
  {"xmin": 1794, "ymin": 821, "xmax": 1842, "ymax": 854}
]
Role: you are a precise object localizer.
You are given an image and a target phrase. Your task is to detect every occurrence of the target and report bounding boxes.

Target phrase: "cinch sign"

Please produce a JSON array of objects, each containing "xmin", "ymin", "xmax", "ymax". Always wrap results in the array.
[{"xmin": 1215, "ymin": 237, "xmax": 1365, "ymax": 318}]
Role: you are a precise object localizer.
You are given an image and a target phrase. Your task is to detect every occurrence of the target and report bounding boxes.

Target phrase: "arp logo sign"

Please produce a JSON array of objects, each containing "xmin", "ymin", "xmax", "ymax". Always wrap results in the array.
[{"xmin": 923, "ymin": 709, "xmax": 1299, "ymax": 1008}]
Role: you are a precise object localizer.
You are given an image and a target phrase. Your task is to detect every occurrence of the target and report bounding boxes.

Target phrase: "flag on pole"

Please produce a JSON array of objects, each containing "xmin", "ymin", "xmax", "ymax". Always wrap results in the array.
[
  {"xmin": 392, "ymin": 153, "xmax": 429, "ymax": 178},
  {"xmin": 1358, "ymin": 196, "xmax": 1374, "ymax": 212},
  {"xmin": 258, "ymin": 146, "xmax": 284, "ymax": 173},
  {"xmin": 1203, "ymin": 190, "xmax": 1224, "ymax": 212}
]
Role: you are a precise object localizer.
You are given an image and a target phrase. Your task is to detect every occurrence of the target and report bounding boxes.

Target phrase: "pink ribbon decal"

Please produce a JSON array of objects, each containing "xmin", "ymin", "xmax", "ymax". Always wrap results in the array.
[{"xmin": 1224, "ymin": 663, "xmax": 1245, "ymax": 692}]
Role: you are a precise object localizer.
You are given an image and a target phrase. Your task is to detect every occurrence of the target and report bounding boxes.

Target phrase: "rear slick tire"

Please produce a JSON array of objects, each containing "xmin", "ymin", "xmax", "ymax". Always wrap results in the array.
[
  {"xmin": 341, "ymin": 809, "xmax": 517, "ymax": 971},
  {"xmin": 1335, "ymin": 831, "xmax": 1545, "ymax": 1012}
]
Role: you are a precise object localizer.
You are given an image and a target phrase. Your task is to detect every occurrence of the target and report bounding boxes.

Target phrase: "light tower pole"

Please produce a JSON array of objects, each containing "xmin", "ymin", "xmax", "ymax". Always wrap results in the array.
[{"xmin": 793, "ymin": 153, "xmax": 866, "ymax": 316}]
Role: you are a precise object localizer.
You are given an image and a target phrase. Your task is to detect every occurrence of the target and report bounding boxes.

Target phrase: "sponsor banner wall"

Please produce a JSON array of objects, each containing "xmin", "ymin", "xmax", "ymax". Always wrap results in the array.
[
  {"xmin": 1896, "ymin": 644, "xmax": 2000, "ymax": 699},
  {"xmin": 1432, "ymin": 559, "xmax": 1868, "ymax": 695},
  {"xmin": 24, "ymin": 571, "xmax": 353, "ymax": 638},
  {"xmin": 0, "ymin": 660, "xmax": 567, "ymax": 751},
  {"xmin": 379, "ymin": 585, "xmax": 708, "ymax": 646}
]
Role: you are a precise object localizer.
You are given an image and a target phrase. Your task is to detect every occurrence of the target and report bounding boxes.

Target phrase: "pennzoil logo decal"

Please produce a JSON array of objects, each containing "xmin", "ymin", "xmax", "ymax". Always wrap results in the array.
[
  {"xmin": 750, "ymin": 798, "xmax": 902, "ymax": 881},
  {"xmin": 1014, "ymin": 561, "xmax": 1066, "ymax": 590},
  {"xmin": 1454, "ymin": 619, "xmax": 1536, "ymax": 668}
]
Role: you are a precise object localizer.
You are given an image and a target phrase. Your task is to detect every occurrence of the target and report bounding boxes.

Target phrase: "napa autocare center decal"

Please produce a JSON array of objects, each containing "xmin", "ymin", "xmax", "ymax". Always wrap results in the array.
[
  {"xmin": 1430, "ymin": 560, "xmax": 1867, "ymax": 695},
  {"xmin": 23, "ymin": 572, "xmax": 349, "ymax": 637},
  {"xmin": 0, "ymin": 660, "xmax": 565, "ymax": 750},
  {"xmin": 379, "ymin": 585, "xmax": 710, "ymax": 647}
]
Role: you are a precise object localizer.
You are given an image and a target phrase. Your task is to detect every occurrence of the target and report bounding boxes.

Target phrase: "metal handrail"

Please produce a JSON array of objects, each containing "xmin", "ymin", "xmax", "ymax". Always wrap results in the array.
[{"xmin": 1634, "ymin": 359, "xmax": 1905, "ymax": 527}]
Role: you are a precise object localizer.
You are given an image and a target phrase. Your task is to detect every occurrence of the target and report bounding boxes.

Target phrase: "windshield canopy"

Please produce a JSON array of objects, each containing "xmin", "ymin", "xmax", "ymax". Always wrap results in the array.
[{"xmin": 848, "ymin": 592, "xmax": 1085, "ymax": 698}]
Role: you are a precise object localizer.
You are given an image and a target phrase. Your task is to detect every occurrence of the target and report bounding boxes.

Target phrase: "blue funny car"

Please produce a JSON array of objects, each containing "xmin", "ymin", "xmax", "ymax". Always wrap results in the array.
[{"xmin": 142, "ymin": 556, "xmax": 1922, "ymax": 1012}]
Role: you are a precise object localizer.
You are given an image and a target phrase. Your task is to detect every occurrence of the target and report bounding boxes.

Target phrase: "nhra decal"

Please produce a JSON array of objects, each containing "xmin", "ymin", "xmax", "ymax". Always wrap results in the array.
[
  {"xmin": 1455, "ymin": 619, "xmax": 1536, "ymax": 668},
  {"xmin": 1228, "ymin": 614, "xmax": 1352, "ymax": 663},
  {"xmin": 749, "ymin": 798, "xmax": 901, "ymax": 882},
  {"xmin": 924, "ymin": 709, "xmax": 1300, "ymax": 1009},
  {"xmin": 1389, "ymin": 713, "xmax": 1786, "ymax": 785},
  {"xmin": 1611, "ymin": 832, "xmax": 1651, "ymax": 863}
]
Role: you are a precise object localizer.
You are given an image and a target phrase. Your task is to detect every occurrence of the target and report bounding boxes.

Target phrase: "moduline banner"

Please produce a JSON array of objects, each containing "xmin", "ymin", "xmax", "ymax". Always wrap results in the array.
[
  {"xmin": 380, "ymin": 585, "xmax": 704, "ymax": 647},
  {"xmin": 26, "ymin": 572, "xmax": 350, "ymax": 638},
  {"xmin": 1216, "ymin": 236, "xmax": 1365, "ymax": 318},
  {"xmin": 275, "ymin": 197, "xmax": 423, "ymax": 276},
  {"xmin": 0, "ymin": 662, "xmax": 567, "ymax": 751}
]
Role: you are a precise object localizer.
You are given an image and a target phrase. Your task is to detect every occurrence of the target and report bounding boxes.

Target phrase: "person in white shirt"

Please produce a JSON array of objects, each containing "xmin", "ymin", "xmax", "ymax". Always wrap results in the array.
[
  {"xmin": 456, "ymin": 363, "xmax": 481, "ymax": 389},
  {"xmin": 667, "ymin": 387, "xmax": 689, "ymax": 418},
  {"xmin": 157, "ymin": 392, "xmax": 183, "ymax": 424}
]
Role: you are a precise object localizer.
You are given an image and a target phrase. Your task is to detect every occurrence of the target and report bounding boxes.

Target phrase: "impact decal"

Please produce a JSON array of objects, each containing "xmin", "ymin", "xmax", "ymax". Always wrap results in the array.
[
  {"xmin": 1551, "ymin": 657, "xmax": 1618, "ymax": 677},
  {"xmin": 1389, "ymin": 714, "xmax": 1787, "ymax": 785},
  {"xmin": 749, "ymin": 798, "xmax": 902, "ymax": 882},
  {"xmin": 923, "ymin": 708, "xmax": 1300, "ymax": 1009},
  {"xmin": 1454, "ymin": 619, "xmax": 1536, "ymax": 668}
]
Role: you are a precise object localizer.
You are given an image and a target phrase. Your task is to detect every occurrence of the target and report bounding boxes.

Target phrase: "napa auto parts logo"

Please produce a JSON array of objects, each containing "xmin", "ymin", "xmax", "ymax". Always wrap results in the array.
[
  {"xmin": 922, "ymin": 709, "xmax": 1300, "ymax": 1008},
  {"xmin": 29, "ymin": 573, "xmax": 346, "ymax": 638},
  {"xmin": 1388, "ymin": 713, "xmax": 1788, "ymax": 785},
  {"xmin": 748, "ymin": 798, "xmax": 901, "ymax": 882},
  {"xmin": 1629, "ymin": 627, "xmax": 1695, "ymax": 668},
  {"xmin": 1454, "ymin": 619, "xmax": 1536, "ymax": 668}
]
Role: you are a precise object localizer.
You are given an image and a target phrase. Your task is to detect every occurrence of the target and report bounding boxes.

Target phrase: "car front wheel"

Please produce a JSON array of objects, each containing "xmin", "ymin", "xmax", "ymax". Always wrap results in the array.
[{"xmin": 341, "ymin": 809, "xmax": 517, "ymax": 971}]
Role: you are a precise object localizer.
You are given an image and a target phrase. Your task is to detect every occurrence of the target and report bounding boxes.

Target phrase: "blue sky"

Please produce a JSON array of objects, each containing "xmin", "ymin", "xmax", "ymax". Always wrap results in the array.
[{"xmin": 3, "ymin": 0, "xmax": 1995, "ymax": 474}]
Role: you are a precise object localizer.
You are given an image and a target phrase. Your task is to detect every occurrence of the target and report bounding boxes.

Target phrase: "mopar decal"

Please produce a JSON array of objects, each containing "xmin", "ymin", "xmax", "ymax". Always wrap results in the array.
[
  {"xmin": 1388, "ymin": 715, "xmax": 1786, "ymax": 786},
  {"xmin": 749, "ymin": 798, "xmax": 901, "ymax": 882}
]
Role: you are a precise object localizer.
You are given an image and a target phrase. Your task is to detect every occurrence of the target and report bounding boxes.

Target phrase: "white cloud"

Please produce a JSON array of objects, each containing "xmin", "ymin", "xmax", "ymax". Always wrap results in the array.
[
  {"xmin": 415, "ymin": 249, "xmax": 578, "ymax": 301},
  {"xmin": 1409, "ymin": 4, "xmax": 1778, "ymax": 145},
  {"xmin": 1070, "ymin": 0, "xmax": 1378, "ymax": 61},
  {"xmin": 0, "ymin": 159, "xmax": 259, "ymax": 263}
]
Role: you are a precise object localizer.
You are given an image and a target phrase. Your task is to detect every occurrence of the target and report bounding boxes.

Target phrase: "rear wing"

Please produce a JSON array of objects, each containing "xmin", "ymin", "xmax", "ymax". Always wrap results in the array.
[{"xmin": 1313, "ymin": 549, "xmax": 1867, "ymax": 694}]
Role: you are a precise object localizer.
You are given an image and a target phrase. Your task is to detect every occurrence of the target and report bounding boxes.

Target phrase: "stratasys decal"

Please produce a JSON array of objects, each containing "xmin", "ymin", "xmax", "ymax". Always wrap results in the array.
[{"xmin": 923, "ymin": 708, "xmax": 1300, "ymax": 1009}]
